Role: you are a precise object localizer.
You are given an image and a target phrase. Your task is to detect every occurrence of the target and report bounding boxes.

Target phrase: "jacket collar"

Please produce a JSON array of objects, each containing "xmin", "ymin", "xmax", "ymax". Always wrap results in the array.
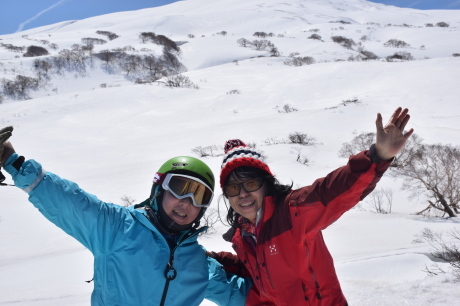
[
  {"xmin": 128, "ymin": 205, "xmax": 208, "ymax": 241},
  {"xmin": 222, "ymin": 196, "xmax": 276, "ymax": 242}
]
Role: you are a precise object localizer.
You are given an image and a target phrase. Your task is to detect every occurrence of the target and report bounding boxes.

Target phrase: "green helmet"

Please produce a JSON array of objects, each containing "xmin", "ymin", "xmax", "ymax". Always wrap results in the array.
[
  {"xmin": 149, "ymin": 156, "xmax": 215, "ymax": 231},
  {"xmin": 156, "ymin": 156, "xmax": 215, "ymax": 190}
]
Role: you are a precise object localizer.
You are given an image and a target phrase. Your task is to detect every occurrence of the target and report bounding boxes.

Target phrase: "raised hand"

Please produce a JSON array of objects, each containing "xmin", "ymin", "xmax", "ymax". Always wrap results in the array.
[
  {"xmin": 0, "ymin": 126, "xmax": 14, "ymax": 184},
  {"xmin": 375, "ymin": 107, "xmax": 414, "ymax": 160},
  {"xmin": 0, "ymin": 126, "xmax": 14, "ymax": 167}
]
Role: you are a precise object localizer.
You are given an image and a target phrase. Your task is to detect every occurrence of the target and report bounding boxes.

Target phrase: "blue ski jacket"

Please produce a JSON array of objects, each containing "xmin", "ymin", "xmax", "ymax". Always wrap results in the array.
[{"xmin": 4, "ymin": 153, "xmax": 250, "ymax": 306}]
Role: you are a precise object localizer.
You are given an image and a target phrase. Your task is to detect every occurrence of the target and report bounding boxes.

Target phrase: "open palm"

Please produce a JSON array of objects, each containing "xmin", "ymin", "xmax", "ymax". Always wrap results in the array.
[{"xmin": 375, "ymin": 107, "xmax": 414, "ymax": 160}]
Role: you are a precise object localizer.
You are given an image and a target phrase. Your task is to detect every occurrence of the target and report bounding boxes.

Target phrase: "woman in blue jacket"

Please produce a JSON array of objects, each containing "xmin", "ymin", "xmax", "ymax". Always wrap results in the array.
[{"xmin": 0, "ymin": 127, "xmax": 250, "ymax": 306}]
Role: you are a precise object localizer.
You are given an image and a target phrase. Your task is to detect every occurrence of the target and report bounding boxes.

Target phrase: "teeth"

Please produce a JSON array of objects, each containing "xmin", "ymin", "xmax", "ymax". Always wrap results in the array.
[
  {"xmin": 174, "ymin": 210, "xmax": 186, "ymax": 217},
  {"xmin": 240, "ymin": 201, "xmax": 254, "ymax": 207}
]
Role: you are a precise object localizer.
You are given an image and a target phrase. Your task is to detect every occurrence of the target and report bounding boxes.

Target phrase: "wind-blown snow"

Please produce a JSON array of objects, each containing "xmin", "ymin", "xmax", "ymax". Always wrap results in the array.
[{"xmin": 0, "ymin": 0, "xmax": 459, "ymax": 305}]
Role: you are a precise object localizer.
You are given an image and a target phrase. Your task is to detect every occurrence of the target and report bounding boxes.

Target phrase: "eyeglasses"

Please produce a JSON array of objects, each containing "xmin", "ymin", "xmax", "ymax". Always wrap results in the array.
[
  {"xmin": 162, "ymin": 173, "xmax": 214, "ymax": 207},
  {"xmin": 224, "ymin": 179, "xmax": 264, "ymax": 197}
]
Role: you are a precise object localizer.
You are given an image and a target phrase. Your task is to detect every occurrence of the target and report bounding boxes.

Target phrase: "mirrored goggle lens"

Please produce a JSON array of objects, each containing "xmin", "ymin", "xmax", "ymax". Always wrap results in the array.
[
  {"xmin": 225, "ymin": 179, "xmax": 263, "ymax": 197},
  {"xmin": 167, "ymin": 175, "xmax": 213, "ymax": 207}
]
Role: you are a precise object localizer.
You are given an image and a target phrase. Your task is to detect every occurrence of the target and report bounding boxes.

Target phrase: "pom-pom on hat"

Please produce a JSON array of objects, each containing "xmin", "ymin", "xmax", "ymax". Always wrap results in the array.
[{"xmin": 220, "ymin": 139, "xmax": 273, "ymax": 188}]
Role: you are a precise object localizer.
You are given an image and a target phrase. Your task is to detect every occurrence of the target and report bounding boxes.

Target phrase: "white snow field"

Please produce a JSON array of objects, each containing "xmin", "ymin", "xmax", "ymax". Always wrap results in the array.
[{"xmin": 0, "ymin": 0, "xmax": 459, "ymax": 305}]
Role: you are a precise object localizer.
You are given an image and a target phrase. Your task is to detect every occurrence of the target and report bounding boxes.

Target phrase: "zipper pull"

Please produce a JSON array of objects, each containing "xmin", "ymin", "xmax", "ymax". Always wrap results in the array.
[{"xmin": 164, "ymin": 263, "xmax": 177, "ymax": 280}]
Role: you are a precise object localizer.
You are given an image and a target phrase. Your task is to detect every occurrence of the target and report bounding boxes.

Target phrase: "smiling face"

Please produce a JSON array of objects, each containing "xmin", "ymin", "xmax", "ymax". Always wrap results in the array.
[
  {"xmin": 162, "ymin": 190, "xmax": 201, "ymax": 225},
  {"xmin": 226, "ymin": 174, "xmax": 267, "ymax": 222}
]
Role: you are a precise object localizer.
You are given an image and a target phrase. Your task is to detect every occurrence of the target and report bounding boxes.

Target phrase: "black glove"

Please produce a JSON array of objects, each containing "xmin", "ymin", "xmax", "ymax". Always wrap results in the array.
[{"xmin": 0, "ymin": 126, "xmax": 13, "ymax": 184}]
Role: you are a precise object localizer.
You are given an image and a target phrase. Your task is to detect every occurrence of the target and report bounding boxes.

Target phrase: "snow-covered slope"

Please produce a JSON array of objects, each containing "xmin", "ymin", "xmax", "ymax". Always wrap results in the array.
[{"xmin": 0, "ymin": 0, "xmax": 459, "ymax": 305}]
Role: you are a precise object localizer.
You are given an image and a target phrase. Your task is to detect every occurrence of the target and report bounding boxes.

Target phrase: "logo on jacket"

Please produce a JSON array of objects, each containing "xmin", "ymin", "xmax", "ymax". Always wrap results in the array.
[
  {"xmin": 153, "ymin": 173, "xmax": 162, "ymax": 183},
  {"xmin": 269, "ymin": 244, "xmax": 279, "ymax": 255}
]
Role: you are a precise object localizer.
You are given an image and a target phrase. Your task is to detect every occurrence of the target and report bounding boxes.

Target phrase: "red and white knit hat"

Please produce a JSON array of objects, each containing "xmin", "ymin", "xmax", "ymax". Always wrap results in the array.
[{"xmin": 220, "ymin": 139, "xmax": 273, "ymax": 188}]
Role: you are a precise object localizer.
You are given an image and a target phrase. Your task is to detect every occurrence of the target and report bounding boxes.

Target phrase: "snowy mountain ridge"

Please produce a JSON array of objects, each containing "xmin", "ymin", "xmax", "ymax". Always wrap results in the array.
[{"xmin": 0, "ymin": 0, "xmax": 460, "ymax": 305}]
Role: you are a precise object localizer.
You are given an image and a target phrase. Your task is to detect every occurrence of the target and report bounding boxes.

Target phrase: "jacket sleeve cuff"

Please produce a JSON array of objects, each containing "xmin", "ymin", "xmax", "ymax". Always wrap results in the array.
[
  {"xmin": 369, "ymin": 144, "xmax": 393, "ymax": 174},
  {"xmin": 3, "ymin": 153, "xmax": 20, "ymax": 176},
  {"xmin": 4, "ymin": 153, "xmax": 46, "ymax": 193},
  {"xmin": 369, "ymin": 144, "xmax": 394, "ymax": 164}
]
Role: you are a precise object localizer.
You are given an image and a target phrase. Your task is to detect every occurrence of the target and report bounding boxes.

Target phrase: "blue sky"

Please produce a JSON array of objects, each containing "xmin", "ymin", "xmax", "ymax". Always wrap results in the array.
[{"xmin": 0, "ymin": 0, "xmax": 459, "ymax": 35}]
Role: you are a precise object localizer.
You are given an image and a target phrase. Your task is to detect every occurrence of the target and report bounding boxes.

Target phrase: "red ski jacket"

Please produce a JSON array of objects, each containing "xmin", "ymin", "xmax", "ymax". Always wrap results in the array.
[{"xmin": 222, "ymin": 149, "xmax": 392, "ymax": 305}]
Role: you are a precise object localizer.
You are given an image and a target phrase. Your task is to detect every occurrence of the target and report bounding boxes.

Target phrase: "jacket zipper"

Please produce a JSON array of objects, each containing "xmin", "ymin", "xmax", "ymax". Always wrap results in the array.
[
  {"xmin": 305, "ymin": 241, "xmax": 322, "ymax": 300},
  {"xmin": 243, "ymin": 250, "xmax": 268, "ymax": 298},
  {"xmin": 159, "ymin": 230, "xmax": 202, "ymax": 306},
  {"xmin": 160, "ymin": 252, "xmax": 177, "ymax": 306},
  {"xmin": 262, "ymin": 251, "xmax": 277, "ymax": 289}
]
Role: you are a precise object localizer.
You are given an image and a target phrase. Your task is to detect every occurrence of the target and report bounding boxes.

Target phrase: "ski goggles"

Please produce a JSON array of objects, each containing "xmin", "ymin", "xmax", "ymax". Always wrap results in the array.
[
  {"xmin": 224, "ymin": 179, "xmax": 264, "ymax": 197},
  {"xmin": 162, "ymin": 173, "xmax": 214, "ymax": 207}
]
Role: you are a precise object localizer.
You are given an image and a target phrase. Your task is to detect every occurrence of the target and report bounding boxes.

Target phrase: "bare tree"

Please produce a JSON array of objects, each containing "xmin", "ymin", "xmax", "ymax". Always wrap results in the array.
[
  {"xmin": 96, "ymin": 30, "xmax": 119, "ymax": 41},
  {"xmin": 142, "ymin": 55, "xmax": 165, "ymax": 80},
  {"xmin": 308, "ymin": 34, "xmax": 322, "ymax": 40},
  {"xmin": 417, "ymin": 228, "xmax": 460, "ymax": 281},
  {"xmin": 2, "ymin": 75, "xmax": 40, "ymax": 100},
  {"xmin": 391, "ymin": 133, "xmax": 423, "ymax": 168},
  {"xmin": 160, "ymin": 48, "xmax": 186, "ymax": 74},
  {"xmin": 392, "ymin": 143, "xmax": 460, "ymax": 217},
  {"xmin": 368, "ymin": 187, "xmax": 393, "ymax": 214},
  {"xmin": 191, "ymin": 145, "xmax": 221, "ymax": 157},
  {"xmin": 331, "ymin": 36, "xmax": 356, "ymax": 49},
  {"xmin": 386, "ymin": 51, "xmax": 414, "ymax": 62},
  {"xmin": 237, "ymin": 38, "xmax": 251, "ymax": 47},
  {"xmin": 436, "ymin": 22, "xmax": 449, "ymax": 28},
  {"xmin": 200, "ymin": 208, "xmax": 219, "ymax": 235},
  {"xmin": 338, "ymin": 132, "xmax": 375, "ymax": 158},
  {"xmin": 252, "ymin": 39, "xmax": 271, "ymax": 51},
  {"xmin": 382, "ymin": 187, "xmax": 394, "ymax": 213},
  {"xmin": 96, "ymin": 50, "xmax": 118, "ymax": 73},
  {"xmin": 253, "ymin": 32, "xmax": 267, "ymax": 38},
  {"xmin": 57, "ymin": 48, "xmax": 87, "ymax": 74},
  {"xmin": 81, "ymin": 37, "xmax": 107, "ymax": 45},
  {"xmin": 23, "ymin": 45, "xmax": 49, "ymax": 57},
  {"xmin": 288, "ymin": 132, "xmax": 316, "ymax": 146},
  {"xmin": 384, "ymin": 39, "xmax": 411, "ymax": 48},
  {"xmin": 164, "ymin": 74, "xmax": 199, "ymax": 89},
  {"xmin": 33, "ymin": 59, "xmax": 52, "ymax": 80},
  {"xmin": 121, "ymin": 54, "xmax": 142, "ymax": 77},
  {"xmin": 292, "ymin": 147, "xmax": 309, "ymax": 165},
  {"xmin": 284, "ymin": 56, "xmax": 315, "ymax": 66},
  {"xmin": 369, "ymin": 188, "xmax": 386, "ymax": 213},
  {"xmin": 120, "ymin": 195, "xmax": 135, "ymax": 207},
  {"xmin": 278, "ymin": 104, "xmax": 298, "ymax": 113}
]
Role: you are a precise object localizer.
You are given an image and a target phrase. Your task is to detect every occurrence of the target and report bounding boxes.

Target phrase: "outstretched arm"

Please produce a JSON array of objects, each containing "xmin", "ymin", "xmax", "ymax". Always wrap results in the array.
[
  {"xmin": 291, "ymin": 107, "xmax": 414, "ymax": 232},
  {"xmin": 1, "ymin": 129, "xmax": 129, "ymax": 254},
  {"xmin": 205, "ymin": 255, "xmax": 252, "ymax": 306},
  {"xmin": 375, "ymin": 107, "xmax": 414, "ymax": 161}
]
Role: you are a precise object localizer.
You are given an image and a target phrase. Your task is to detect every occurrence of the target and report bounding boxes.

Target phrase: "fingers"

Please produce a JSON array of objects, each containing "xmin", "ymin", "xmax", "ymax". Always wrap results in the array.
[
  {"xmin": 0, "ymin": 141, "xmax": 15, "ymax": 166},
  {"xmin": 3, "ymin": 141, "xmax": 13, "ymax": 150},
  {"xmin": 399, "ymin": 114, "xmax": 410, "ymax": 131},
  {"xmin": 387, "ymin": 107, "xmax": 402, "ymax": 126},
  {"xmin": 387, "ymin": 107, "xmax": 410, "ymax": 131},
  {"xmin": 0, "ymin": 126, "xmax": 13, "ymax": 145},
  {"xmin": 0, "ymin": 131, "xmax": 12, "ymax": 144},
  {"xmin": 375, "ymin": 113, "xmax": 384, "ymax": 131},
  {"xmin": 0, "ymin": 126, "xmax": 13, "ymax": 134},
  {"xmin": 403, "ymin": 128, "xmax": 414, "ymax": 139},
  {"xmin": 394, "ymin": 108, "xmax": 409, "ymax": 127}
]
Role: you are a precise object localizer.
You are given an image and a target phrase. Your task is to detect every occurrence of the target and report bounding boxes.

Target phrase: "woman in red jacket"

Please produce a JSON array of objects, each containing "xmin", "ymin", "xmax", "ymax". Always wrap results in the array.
[{"xmin": 216, "ymin": 107, "xmax": 414, "ymax": 305}]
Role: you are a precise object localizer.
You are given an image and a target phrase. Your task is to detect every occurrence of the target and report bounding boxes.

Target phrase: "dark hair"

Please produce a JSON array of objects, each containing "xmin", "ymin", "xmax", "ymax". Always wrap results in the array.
[{"xmin": 223, "ymin": 166, "xmax": 292, "ymax": 227}]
